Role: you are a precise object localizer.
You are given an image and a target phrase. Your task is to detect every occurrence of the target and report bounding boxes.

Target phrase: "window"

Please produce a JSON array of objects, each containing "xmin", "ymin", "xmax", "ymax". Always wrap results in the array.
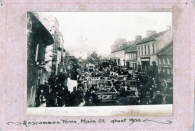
[
  {"xmin": 135, "ymin": 53, "xmax": 136, "ymax": 59},
  {"xmin": 141, "ymin": 46, "xmax": 143, "ymax": 56},
  {"xmin": 148, "ymin": 45, "xmax": 150, "ymax": 55},
  {"xmin": 140, "ymin": 46, "xmax": 142, "ymax": 55},
  {"xmin": 139, "ymin": 47, "xmax": 141, "ymax": 56},
  {"xmin": 35, "ymin": 44, "xmax": 39, "ymax": 62},
  {"xmin": 144, "ymin": 45, "xmax": 146, "ymax": 55},
  {"xmin": 138, "ymin": 47, "xmax": 140, "ymax": 56},
  {"xmin": 167, "ymin": 58, "xmax": 170, "ymax": 65},
  {"xmin": 152, "ymin": 44, "xmax": 155, "ymax": 54},
  {"xmin": 129, "ymin": 54, "xmax": 131, "ymax": 60},
  {"xmin": 131, "ymin": 53, "xmax": 132, "ymax": 60},
  {"xmin": 163, "ymin": 58, "xmax": 166, "ymax": 64}
]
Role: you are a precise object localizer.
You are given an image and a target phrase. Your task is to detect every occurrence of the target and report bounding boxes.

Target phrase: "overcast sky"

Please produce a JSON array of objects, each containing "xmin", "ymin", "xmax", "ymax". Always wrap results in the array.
[{"xmin": 38, "ymin": 12, "xmax": 172, "ymax": 56}]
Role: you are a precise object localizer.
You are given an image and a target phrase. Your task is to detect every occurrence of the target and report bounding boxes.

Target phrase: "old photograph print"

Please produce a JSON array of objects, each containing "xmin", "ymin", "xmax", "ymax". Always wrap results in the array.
[{"xmin": 27, "ymin": 12, "xmax": 173, "ymax": 108}]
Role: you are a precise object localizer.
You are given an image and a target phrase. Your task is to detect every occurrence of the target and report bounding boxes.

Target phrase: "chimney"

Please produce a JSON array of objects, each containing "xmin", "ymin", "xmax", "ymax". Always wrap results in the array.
[
  {"xmin": 166, "ymin": 26, "xmax": 171, "ymax": 30},
  {"xmin": 146, "ymin": 31, "xmax": 156, "ymax": 37},
  {"xmin": 135, "ymin": 35, "xmax": 142, "ymax": 41}
]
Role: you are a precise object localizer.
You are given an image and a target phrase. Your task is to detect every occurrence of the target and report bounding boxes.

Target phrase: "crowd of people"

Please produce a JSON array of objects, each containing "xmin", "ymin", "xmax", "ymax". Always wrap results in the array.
[{"xmin": 35, "ymin": 62, "xmax": 173, "ymax": 107}]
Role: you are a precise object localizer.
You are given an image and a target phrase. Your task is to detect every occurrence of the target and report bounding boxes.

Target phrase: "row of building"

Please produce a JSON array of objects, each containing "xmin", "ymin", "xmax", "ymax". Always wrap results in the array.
[
  {"xmin": 110, "ymin": 26, "xmax": 173, "ymax": 75},
  {"xmin": 27, "ymin": 12, "xmax": 66, "ymax": 107}
]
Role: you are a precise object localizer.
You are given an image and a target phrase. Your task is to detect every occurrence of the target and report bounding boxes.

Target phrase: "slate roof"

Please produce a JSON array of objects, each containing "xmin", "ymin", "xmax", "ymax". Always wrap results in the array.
[
  {"xmin": 125, "ymin": 42, "xmax": 137, "ymax": 53},
  {"xmin": 113, "ymin": 41, "xmax": 134, "ymax": 52},
  {"xmin": 136, "ymin": 30, "xmax": 168, "ymax": 45},
  {"xmin": 156, "ymin": 41, "xmax": 173, "ymax": 56}
]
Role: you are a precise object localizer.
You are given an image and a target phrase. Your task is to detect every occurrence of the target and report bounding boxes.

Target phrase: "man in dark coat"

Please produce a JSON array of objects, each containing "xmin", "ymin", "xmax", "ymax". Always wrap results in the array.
[{"xmin": 70, "ymin": 86, "xmax": 77, "ymax": 106}]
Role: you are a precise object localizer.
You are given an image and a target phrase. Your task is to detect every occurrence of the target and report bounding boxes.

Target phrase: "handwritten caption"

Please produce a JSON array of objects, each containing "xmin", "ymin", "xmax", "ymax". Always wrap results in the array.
[
  {"xmin": 7, "ymin": 118, "xmax": 172, "ymax": 127},
  {"xmin": 43, "ymin": 108, "xmax": 141, "ymax": 115}
]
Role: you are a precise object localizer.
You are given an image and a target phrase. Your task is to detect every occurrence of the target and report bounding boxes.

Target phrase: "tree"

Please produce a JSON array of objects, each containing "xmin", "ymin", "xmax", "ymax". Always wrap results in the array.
[
  {"xmin": 87, "ymin": 52, "xmax": 101, "ymax": 65},
  {"xmin": 68, "ymin": 57, "xmax": 79, "ymax": 80}
]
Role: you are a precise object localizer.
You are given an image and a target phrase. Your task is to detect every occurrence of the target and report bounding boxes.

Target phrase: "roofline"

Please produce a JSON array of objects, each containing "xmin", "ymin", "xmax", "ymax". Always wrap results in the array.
[
  {"xmin": 125, "ymin": 50, "xmax": 137, "ymax": 54},
  {"xmin": 136, "ymin": 40, "xmax": 156, "ymax": 45},
  {"xmin": 124, "ymin": 42, "xmax": 137, "ymax": 53},
  {"xmin": 136, "ymin": 30, "xmax": 169, "ymax": 45}
]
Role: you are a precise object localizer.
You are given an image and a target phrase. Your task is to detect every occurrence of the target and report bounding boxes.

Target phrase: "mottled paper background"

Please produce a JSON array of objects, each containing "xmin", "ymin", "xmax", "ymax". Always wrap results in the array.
[{"xmin": 0, "ymin": 0, "xmax": 194, "ymax": 130}]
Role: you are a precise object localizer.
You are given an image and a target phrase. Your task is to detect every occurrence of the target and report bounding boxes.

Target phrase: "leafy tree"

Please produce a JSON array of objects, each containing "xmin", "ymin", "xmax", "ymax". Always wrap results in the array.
[{"xmin": 87, "ymin": 52, "xmax": 101, "ymax": 65}]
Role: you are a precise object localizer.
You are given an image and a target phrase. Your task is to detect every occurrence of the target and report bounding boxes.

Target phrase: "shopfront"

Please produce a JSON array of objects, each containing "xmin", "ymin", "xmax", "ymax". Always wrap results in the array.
[{"xmin": 141, "ymin": 57, "xmax": 150, "ymax": 71}]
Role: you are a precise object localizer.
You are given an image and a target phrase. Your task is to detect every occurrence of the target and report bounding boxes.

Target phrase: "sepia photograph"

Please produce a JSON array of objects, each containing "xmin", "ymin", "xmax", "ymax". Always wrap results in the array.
[
  {"xmin": 1, "ymin": 0, "xmax": 194, "ymax": 130},
  {"xmin": 27, "ymin": 12, "xmax": 173, "ymax": 109}
]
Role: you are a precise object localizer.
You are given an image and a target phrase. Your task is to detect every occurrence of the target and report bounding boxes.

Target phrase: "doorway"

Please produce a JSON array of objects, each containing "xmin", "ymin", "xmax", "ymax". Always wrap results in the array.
[
  {"xmin": 141, "ymin": 61, "xmax": 150, "ymax": 71},
  {"xmin": 126, "ymin": 62, "xmax": 130, "ymax": 68}
]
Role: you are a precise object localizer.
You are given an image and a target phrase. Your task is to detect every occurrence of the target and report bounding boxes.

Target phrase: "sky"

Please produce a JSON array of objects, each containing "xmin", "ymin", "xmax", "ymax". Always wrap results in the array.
[{"xmin": 38, "ymin": 12, "xmax": 172, "ymax": 56}]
